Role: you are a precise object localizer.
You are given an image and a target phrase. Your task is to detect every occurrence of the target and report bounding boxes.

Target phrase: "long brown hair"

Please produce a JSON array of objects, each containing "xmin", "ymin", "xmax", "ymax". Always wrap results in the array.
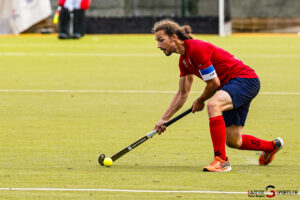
[{"xmin": 153, "ymin": 19, "xmax": 193, "ymax": 40}]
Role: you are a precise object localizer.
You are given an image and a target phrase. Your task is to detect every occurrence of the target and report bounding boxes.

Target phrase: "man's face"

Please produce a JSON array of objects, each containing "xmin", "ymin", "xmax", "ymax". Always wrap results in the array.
[{"xmin": 155, "ymin": 30, "xmax": 176, "ymax": 56}]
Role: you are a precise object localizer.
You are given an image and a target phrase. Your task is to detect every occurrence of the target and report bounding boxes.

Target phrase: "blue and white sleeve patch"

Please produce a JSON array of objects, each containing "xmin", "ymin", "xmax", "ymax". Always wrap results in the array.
[{"xmin": 199, "ymin": 65, "xmax": 217, "ymax": 81}]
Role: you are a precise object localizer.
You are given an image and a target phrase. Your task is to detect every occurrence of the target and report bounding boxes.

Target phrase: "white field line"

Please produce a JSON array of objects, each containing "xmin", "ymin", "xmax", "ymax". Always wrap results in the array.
[
  {"xmin": 1, "ymin": 44, "xmax": 300, "ymax": 49},
  {"xmin": 0, "ymin": 44, "xmax": 155, "ymax": 49},
  {"xmin": 261, "ymin": 92, "xmax": 300, "ymax": 95},
  {"xmin": 0, "ymin": 52, "xmax": 162, "ymax": 57},
  {"xmin": 0, "ymin": 89, "xmax": 299, "ymax": 96},
  {"xmin": 0, "ymin": 52, "xmax": 300, "ymax": 58},
  {"xmin": 0, "ymin": 187, "xmax": 246, "ymax": 194},
  {"xmin": 0, "ymin": 188, "xmax": 298, "ymax": 196},
  {"xmin": 239, "ymin": 54, "xmax": 300, "ymax": 58}
]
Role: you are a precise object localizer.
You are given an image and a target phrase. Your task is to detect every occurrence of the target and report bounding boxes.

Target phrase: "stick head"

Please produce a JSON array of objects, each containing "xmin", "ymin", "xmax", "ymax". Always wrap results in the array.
[{"xmin": 98, "ymin": 154, "xmax": 105, "ymax": 166}]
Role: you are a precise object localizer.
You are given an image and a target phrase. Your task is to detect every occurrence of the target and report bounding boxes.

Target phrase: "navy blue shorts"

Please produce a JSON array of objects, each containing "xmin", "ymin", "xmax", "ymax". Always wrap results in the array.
[{"xmin": 221, "ymin": 77, "xmax": 260, "ymax": 127}]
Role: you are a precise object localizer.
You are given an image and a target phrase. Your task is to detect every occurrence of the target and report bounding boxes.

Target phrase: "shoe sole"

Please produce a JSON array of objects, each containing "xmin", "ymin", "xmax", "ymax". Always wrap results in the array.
[{"xmin": 203, "ymin": 166, "xmax": 232, "ymax": 172}]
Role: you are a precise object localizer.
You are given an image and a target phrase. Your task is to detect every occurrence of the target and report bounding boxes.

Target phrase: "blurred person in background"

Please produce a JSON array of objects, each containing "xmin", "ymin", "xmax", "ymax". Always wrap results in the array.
[{"xmin": 58, "ymin": 0, "xmax": 91, "ymax": 39}]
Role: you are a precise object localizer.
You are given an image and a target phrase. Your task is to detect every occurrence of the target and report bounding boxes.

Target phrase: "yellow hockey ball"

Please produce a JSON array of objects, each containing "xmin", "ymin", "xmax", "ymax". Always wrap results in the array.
[{"xmin": 103, "ymin": 158, "xmax": 113, "ymax": 167}]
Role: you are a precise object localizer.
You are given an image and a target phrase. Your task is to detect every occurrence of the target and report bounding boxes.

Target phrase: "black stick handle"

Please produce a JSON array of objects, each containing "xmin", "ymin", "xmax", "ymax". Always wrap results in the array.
[
  {"xmin": 163, "ymin": 107, "xmax": 193, "ymax": 127},
  {"xmin": 108, "ymin": 107, "xmax": 193, "ymax": 163}
]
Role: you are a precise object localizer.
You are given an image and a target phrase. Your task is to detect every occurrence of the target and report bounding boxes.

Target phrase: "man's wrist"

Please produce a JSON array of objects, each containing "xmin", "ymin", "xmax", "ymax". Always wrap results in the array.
[
  {"xmin": 160, "ymin": 117, "xmax": 168, "ymax": 122},
  {"xmin": 197, "ymin": 97, "xmax": 205, "ymax": 103}
]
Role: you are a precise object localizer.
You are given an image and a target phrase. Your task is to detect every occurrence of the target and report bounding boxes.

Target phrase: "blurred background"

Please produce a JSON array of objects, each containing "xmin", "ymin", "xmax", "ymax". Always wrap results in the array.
[{"xmin": 1, "ymin": 0, "xmax": 300, "ymax": 35}]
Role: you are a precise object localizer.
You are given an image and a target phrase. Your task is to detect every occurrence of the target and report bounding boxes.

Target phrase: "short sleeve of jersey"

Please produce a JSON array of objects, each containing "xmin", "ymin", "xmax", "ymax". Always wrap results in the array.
[
  {"xmin": 189, "ymin": 42, "xmax": 213, "ymax": 70},
  {"xmin": 179, "ymin": 40, "xmax": 214, "ymax": 78},
  {"xmin": 179, "ymin": 56, "xmax": 191, "ymax": 77}
]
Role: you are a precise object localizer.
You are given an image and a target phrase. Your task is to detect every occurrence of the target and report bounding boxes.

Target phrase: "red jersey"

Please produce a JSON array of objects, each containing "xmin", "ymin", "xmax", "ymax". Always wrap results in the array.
[
  {"xmin": 179, "ymin": 40, "xmax": 258, "ymax": 88},
  {"xmin": 58, "ymin": 0, "xmax": 91, "ymax": 10}
]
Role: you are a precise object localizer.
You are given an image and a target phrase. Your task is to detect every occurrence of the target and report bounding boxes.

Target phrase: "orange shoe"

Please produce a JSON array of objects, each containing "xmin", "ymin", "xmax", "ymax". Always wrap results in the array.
[
  {"xmin": 203, "ymin": 156, "xmax": 231, "ymax": 172},
  {"xmin": 259, "ymin": 137, "xmax": 284, "ymax": 166}
]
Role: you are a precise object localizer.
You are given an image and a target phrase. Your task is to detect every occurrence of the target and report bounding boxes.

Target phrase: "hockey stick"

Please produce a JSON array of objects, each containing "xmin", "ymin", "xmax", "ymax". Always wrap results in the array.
[{"xmin": 98, "ymin": 107, "xmax": 192, "ymax": 166}]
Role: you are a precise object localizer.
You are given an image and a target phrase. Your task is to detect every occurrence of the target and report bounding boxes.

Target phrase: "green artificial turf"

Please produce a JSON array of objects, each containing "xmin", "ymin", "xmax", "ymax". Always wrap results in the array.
[{"xmin": 0, "ymin": 34, "xmax": 299, "ymax": 200}]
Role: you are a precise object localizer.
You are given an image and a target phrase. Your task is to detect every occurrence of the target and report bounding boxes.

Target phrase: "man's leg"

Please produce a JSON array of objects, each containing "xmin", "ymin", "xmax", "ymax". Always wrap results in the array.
[
  {"xmin": 203, "ymin": 90, "xmax": 233, "ymax": 172},
  {"xmin": 225, "ymin": 125, "xmax": 284, "ymax": 166},
  {"xmin": 58, "ymin": 7, "xmax": 71, "ymax": 39},
  {"xmin": 225, "ymin": 125, "xmax": 243, "ymax": 148},
  {"xmin": 207, "ymin": 90, "xmax": 233, "ymax": 159},
  {"xmin": 73, "ymin": 9, "xmax": 85, "ymax": 38},
  {"xmin": 226, "ymin": 125, "xmax": 273, "ymax": 151}
]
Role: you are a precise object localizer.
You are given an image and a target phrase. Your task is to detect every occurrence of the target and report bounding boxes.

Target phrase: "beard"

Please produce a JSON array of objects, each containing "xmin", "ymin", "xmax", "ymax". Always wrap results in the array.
[
  {"xmin": 163, "ymin": 50, "xmax": 173, "ymax": 56},
  {"xmin": 161, "ymin": 47, "xmax": 175, "ymax": 56}
]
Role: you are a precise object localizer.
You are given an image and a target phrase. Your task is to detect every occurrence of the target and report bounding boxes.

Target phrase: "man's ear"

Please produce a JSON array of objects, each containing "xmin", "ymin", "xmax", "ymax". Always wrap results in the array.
[{"xmin": 171, "ymin": 33, "xmax": 178, "ymax": 41}]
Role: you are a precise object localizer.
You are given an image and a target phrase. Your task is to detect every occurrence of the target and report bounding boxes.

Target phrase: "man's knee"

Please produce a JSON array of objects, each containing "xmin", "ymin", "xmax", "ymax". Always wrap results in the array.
[
  {"xmin": 207, "ymin": 91, "xmax": 233, "ymax": 117},
  {"xmin": 226, "ymin": 138, "xmax": 241, "ymax": 149},
  {"xmin": 226, "ymin": 126, "xmax": 243, "ymax": 149},
  {"xmin": 207, "ymin": 100, "xmax": 220, "ymax": 115}
]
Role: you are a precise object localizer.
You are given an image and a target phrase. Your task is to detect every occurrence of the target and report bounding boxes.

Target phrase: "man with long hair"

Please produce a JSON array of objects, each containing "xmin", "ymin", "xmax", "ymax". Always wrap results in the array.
[{"xmin": 153, "ymin": 19, "xmax": 283, "ymax": 172}]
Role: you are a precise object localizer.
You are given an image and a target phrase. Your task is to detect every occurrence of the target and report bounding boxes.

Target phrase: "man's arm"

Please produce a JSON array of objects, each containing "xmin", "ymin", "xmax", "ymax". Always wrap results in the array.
[
  {"xmin": 155, "ymin": 74, "xmax": 193, "ymax": 133},
  {"xmin": 192, "ymin": 76, "xmax": 220, "ymax": 112}
]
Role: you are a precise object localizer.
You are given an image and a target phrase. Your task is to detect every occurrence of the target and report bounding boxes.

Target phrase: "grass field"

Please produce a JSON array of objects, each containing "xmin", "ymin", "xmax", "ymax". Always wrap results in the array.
[{"xmin": 0, "ymin": 34, "xmax": 299, "ymax": 200}]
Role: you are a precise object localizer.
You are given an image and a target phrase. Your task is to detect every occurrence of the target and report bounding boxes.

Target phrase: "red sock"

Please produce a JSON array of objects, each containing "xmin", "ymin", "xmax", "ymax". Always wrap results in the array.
[
  {"xmin": 239, "ymin": 135, "xmax": 274, "ymax": 152},
  {"xmin": 209, "ymin": 115, "xmax": 227, "ymax": 160}
]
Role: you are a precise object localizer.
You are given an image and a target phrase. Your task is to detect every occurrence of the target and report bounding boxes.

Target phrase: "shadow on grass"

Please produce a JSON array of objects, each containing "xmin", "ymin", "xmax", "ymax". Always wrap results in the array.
[
  {"xmin": 97, "ymin": 164, "xmax": 203, "ymax": 173},
  {"xmin": 96, "ymin": 163, "xmax": 288, "ymax": 174}
]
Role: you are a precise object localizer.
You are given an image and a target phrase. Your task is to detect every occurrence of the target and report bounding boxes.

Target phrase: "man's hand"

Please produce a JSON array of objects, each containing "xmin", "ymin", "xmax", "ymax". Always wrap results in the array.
[
  {"xmin": 192, "ymin": 98, "xmax": 205, "ymax": 113},
  {"xmin": 154, "ymin": 119, "xmax": 168, "ymax": 134}
]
